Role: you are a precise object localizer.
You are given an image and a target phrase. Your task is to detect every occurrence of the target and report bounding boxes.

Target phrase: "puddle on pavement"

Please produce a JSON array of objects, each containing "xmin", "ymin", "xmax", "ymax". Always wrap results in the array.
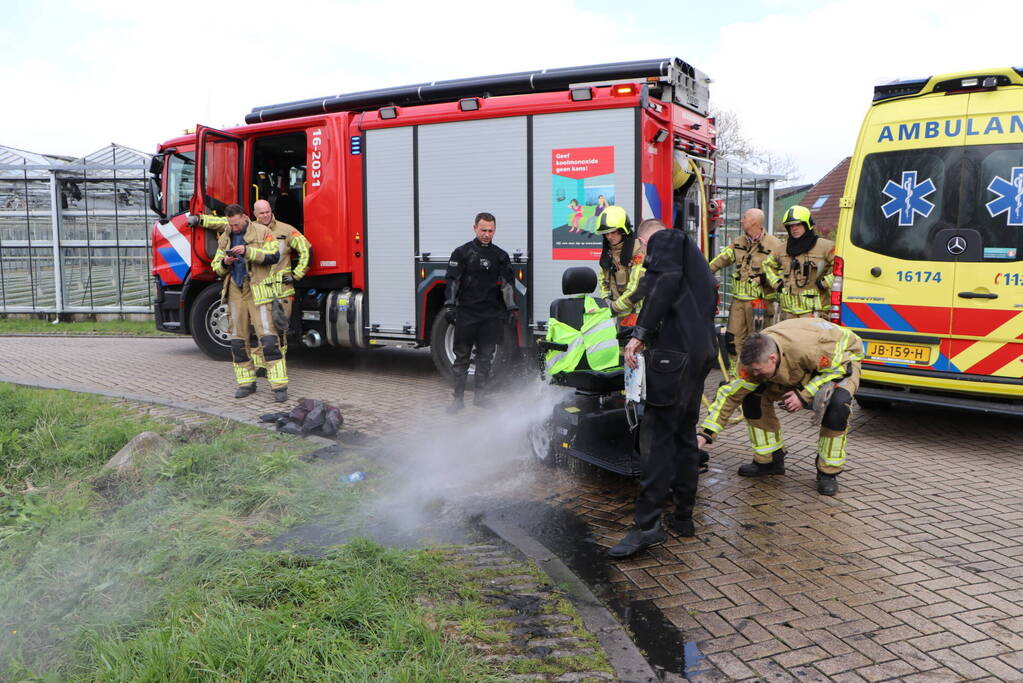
[{"xmin": 489, "ymin": 499, "xmax": 709, "ymax": 679}]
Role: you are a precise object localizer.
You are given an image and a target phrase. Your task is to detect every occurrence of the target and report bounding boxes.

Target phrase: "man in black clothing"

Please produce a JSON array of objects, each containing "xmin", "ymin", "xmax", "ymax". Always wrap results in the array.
[
  {"xmin": 444, "ymin": 212, "xmax": 518, "ymax": 412},
  {"xmin": 609, "ymin": 219, "xmax": 718, "ymax": 558}
]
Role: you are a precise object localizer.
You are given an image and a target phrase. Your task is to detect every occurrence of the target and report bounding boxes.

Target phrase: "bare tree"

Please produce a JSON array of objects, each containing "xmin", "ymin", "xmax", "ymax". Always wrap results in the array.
[{"xmin": 711, "ymin": 108, "xmax": 800, "ymax": 181}]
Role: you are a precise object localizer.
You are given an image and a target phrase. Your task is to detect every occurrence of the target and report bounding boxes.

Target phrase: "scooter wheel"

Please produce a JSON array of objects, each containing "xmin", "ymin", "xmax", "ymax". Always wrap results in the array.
[{"xmin": 528, "ymin": 420, "xmax": 563, "ymax": 468}]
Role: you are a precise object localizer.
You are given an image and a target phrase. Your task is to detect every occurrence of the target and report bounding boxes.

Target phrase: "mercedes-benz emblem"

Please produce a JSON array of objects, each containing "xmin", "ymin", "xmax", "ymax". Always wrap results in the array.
[{"xmin": 947, "ymin": 235, "xmax": 967, "ymax": 255}]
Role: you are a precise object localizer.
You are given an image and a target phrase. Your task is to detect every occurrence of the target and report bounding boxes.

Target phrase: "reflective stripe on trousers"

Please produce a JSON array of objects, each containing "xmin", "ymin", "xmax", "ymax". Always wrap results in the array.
[{"xmin": 747, "ymin": 424, "xmax": 784, "ymax": 458}]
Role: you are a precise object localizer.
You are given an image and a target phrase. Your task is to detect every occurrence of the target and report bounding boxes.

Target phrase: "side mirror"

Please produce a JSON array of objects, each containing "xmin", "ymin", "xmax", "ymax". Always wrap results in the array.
[
  {"xmin": 149, "ymin": 154, "xmax": 164, "ymax": 175},
  {"xmin": 148, "ymin": 176, "xmax": 165, "ymax": 218}
]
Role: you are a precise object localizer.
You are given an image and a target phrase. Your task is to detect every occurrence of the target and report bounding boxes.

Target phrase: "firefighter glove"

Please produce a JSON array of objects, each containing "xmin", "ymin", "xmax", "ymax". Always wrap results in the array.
[
  {"xmin": 444, "ymin": 306, "xmax": 457, "ymax": 324},
  {"xmin": 281, "ymin": 273, "xmax": 295, "ymax": 285},
  {"xmin": 186, "ymin": 214, "xmax": 200, "ymax": 228}
]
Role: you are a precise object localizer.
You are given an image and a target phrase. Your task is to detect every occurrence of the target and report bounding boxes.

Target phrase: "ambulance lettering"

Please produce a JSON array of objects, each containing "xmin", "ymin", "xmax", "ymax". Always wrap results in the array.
[
  {"xmin": 881, "ymin": 171, "xmax": 935, "ymax": 227},
  {"xmin": 986, "ymin": 167, "xmax": 1023, "ymax": 226},
  {"xmin": 877, "ymin": 115, "xmax": 1023, "ymax": 143}
]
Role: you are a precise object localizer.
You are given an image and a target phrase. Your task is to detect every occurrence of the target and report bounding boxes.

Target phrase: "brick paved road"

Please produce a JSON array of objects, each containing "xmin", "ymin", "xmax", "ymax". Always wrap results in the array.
[{"xmin": 3, "ymin": 337, "xmax": 1023, "ymax": 681}]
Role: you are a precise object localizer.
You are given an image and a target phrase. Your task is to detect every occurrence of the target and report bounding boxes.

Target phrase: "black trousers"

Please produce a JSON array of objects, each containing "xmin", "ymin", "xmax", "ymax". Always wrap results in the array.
[
  {"xmin": 452, "ymin": 317, "xmax": 503, "ymax": 396},
  {"xmin": 633, "ymin": 360, "xmax": 712, "ymax": 530}
]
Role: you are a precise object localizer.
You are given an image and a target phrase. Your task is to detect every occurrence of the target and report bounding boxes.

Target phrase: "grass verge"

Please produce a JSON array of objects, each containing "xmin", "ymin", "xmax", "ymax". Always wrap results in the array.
[
  {"xmin": 0, "ymin": 383, "xmax": 510, "ymax": 681},
  {"xmin": 0, "ymin": 318, "xmax": 172, "ymax": 336}
]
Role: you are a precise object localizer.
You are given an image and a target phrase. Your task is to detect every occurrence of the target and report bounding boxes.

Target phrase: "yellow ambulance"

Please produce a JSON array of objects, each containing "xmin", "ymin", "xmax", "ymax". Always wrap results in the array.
[{"xmin": 833, "ymin": 67, "xmax": 1023, "ymax": 414}]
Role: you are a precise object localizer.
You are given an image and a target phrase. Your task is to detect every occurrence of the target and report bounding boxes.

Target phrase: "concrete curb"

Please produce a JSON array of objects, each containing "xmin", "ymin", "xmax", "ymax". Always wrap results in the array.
[
  {"xmin": 0, "ymin": 375, "xmax": 341, "ymax": 446},
  {"xmin": 482, "ymin": 511, "xmax": 657, "ymax": 683},
  {"xmin": 0, "ymin": 333, "xmax": 177, "ymax": 339},
  {"xmin": 0, "ymin": 375, "xmax": 345, "ymax": 447}
]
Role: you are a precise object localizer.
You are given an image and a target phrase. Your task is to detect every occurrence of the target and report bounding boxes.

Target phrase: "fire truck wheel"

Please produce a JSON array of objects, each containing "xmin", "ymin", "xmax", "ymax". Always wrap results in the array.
[
  {"xmin": 429, "ymin": 313, "xmax": 514, "ymax": 382},
  {"xmin": 190, "ymin": 286, "xmax": 232, "ymax": 361}
]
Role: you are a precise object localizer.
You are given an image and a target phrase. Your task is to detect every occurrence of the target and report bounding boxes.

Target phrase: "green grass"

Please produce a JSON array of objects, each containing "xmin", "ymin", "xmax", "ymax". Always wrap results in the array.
[
  {"xmin": 77, "ymin": 542, "xmax": 504, "ymax": 682},
  {"xmin": 0, "ymin": 384, "xmax": 378, "ymax": 679},
  {"xmin": 0, "ymin": 318, "xmax": 172, "ymax": 336}
]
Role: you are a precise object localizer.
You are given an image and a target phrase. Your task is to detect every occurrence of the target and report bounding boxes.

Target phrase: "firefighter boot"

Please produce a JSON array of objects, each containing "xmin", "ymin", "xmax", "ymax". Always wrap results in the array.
[
  {"xmin": 447, "ymin": 374, "xmax": 467, "ymax": 414},
  {"xmin": 816, "ymin": 471, "xmax": 839, "ymax": 496},
  {"xmin": 273, "ymin": 388, "xmax": 288, "ymax": 403},
  {"xmin": 737, "ymin": 449, "xmax": 786, "ymax": 477},
  {"xmin": 667, "ymin": 515, "xmax": 696, "ymax": 537},
  {"xmin": 235, "ymin": 384, "xmax": 256, "ymax": 399},
  {"xmin": 607, "ymin": 521, "xmax": 666, "ymax": 558},
  {"xmin": 473, "ymin": 379, "xmax": 494, "ymax": 408}
]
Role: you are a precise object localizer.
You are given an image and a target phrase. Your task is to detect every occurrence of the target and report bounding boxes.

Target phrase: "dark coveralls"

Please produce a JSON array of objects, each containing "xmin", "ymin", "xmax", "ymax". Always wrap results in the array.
[
  {"xmin": 630, "ymin": 229, "xmax": 718, "ymax": 529},
  {"xmin": 444, "ymin": 238, "xmax": 517, "ymax": 397}
]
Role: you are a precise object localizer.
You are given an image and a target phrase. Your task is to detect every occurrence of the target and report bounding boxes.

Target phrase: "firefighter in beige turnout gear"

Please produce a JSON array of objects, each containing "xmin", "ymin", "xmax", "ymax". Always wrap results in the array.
[
  {"xmin": 208, "ymin": 204, "xmax": 287, "ymax": 401},
  {"xmin": 596, "ymin": 205, "xmax": 645, "ymax": 325},
  {"xmin": 251, "ymin": 199, "xmax": 311, "ymax": 368},
  {"xmin": 708, "ymin": 208, "xmax": 782, "ymax": 372},
  {"xmin": 697, "ymin": 318, "xmax": 863, "ymax": 495},
  {"xmin": 763, "ymin": 205, "xmax": 834, "ymax": 320}
]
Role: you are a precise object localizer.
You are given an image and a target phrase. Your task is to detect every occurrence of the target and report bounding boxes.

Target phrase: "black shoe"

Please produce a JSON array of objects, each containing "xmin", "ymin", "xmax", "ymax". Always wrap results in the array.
[
  {"xmin": 607, "ymin": 522, "xmax": 666, "ymax": 559},
  {"xmin": 473, "ymin": 393, "xmax": 494, "ymax": 408},
  {"xmin": 446, "ymin": 396, "xmax": 464, "ymax": 414},
  {"xmin": 668, "ymin": 516, "xmax": 696, "ymax": 537},
  {"xmin": 817, "ymin": 472, "xmax": 839, "ymax": 496},
  {"xmin": 255, "ymin": 367, "xmax": 267, "ymax": 378},
  {"xmin": 698, "ymin": 449, "xmax": 710, "ymax": 473},
  {"xmin": 235, "ymin": 384, "xmax": 256, "ymax": 399},
  {"xmin": 273, "ymin": 388, "xmax": 288, "ymax": 403},
  {"xmin": 737, "ymin": 449, "xmax": 786, "ymax": 477}
]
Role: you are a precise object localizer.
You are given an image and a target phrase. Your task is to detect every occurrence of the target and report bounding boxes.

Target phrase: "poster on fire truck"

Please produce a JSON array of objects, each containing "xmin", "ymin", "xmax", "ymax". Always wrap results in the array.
[{"xmin": 551, "ymin": 146, "xmax": 615, "ymax": 260}]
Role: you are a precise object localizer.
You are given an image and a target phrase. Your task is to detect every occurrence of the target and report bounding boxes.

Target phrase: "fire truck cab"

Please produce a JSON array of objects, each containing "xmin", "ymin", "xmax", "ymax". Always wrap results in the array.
[{"xmin": 148, "ymin": 58, "xmax": 717, "ymax": 377}]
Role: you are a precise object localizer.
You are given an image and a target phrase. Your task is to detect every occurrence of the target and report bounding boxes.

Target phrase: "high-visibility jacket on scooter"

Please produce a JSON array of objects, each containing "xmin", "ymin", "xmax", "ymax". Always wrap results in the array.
[{"xmin": 545, "ymin": 295, "xmax": 620, "ymax": 376}]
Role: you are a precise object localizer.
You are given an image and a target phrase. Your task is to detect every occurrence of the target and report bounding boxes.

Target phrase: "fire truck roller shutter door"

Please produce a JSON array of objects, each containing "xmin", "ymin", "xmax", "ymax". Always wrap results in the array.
[
  {"xmin": 417, "ymin": 117, "xmax": 528, "ymax": 260},
  {"xmin": 365, "ymin": 127, "xmax": 416, "ymax": 336}
]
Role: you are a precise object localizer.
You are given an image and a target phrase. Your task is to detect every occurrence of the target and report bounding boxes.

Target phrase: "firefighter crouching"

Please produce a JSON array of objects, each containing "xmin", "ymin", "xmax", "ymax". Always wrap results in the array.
[
  {"xmin": 697, "ymin": 318, "xmax": 864, "ymax": 496},
  {"xmin": 708, "ymin": 208, "xmax": 782, "ymax": 372},
  {"xmin": 764, "ymin": 205, "xmax": 834, "ymax": 320},
  {"xmin": 444, "ymin": 212, "xmax": 519, "ymax": 413},
  {"xmin": 208, "ymin": 204, "xmax": 287, "ymax": 401},
  {"xmin": 253, "ymin": 199, "xmax": 311, "ymax": 365},
  {"xmin": 596, "ymin": 206, "xmax": 645, "ymax": 326}
]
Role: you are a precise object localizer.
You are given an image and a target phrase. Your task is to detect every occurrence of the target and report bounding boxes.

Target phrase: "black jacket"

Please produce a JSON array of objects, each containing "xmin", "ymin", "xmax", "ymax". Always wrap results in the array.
[
  {"xmin": 632, "ymin": 229, "xmax": 717, "ymax": 364},
  {"xmin": 445, "ymin": 238, "xmax": 517, "ymax": 323}
]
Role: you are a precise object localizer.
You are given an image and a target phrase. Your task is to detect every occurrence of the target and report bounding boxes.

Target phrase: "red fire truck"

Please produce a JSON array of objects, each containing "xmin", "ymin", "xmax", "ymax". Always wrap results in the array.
[{"xmin": 147, "ymin": 58, "xmax": 717, "ymax": 376}]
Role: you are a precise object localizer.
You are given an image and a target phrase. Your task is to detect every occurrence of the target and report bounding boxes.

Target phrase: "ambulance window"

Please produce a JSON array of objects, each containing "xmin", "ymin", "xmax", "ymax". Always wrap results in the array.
[
  {"xmin": 851, "ymin": 148, "xmax": 960, "ymax": 260},
  {"xmin": 958, "ymin": 143, "xmax": 1023, "ymax": 262},
  {"xmin": 165, "ymin": 152, "xmax": 195, "ymax": 216}
]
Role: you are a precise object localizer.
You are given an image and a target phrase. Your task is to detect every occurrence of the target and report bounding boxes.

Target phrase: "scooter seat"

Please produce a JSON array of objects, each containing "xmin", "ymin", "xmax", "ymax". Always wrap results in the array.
[{"xmin": 550, "ymin": 368, "xmax": 624, "ymax": 393}]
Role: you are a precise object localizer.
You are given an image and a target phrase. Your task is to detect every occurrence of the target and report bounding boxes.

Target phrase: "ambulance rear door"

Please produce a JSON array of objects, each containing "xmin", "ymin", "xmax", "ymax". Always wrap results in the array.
[
  {"xmin": 843, "ymin": 95, "xmax": 966, "ymax": 372},
  {"xmin": 946, "ymin": 91, "xmax": 1023, "ymax": 381}
]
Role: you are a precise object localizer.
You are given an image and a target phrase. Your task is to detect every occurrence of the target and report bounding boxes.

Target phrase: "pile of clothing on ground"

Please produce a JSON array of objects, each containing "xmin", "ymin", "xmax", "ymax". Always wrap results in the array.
[{"xmin": 260, "ymin": 398, "xmax": 343, "ymax": 437}]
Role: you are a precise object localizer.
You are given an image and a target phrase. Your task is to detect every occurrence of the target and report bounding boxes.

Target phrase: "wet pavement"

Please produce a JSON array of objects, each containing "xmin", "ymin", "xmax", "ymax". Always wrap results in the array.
[{"xmin": 3, "ymin": 337, "xmax": 1023, "ymax": 681}]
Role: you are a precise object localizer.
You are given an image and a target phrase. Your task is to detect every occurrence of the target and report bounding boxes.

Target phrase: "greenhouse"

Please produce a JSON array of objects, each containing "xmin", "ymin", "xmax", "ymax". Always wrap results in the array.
[{"xmin": 0, "ymin": 143, "xmax": 156, "ymax": 314}]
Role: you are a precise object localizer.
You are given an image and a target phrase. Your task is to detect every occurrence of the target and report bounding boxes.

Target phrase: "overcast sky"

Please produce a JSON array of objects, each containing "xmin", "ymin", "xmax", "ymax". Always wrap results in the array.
[{"xmin": 1, "ymin": 0, "xmax": 1019, "ymax": 184}]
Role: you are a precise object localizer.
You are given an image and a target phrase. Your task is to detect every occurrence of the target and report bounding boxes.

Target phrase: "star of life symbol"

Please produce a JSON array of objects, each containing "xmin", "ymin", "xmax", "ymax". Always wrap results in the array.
[
  {"xmin": 985, "ymin": 167, "xmax": 1023, "ymax": 227},
  {"xmin": 881, "ymin": 170, "xmax": 936, "ymax": 227}
]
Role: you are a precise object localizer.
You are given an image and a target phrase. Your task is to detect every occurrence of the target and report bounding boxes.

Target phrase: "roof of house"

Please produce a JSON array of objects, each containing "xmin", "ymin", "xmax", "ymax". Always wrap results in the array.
[
  {"xmin": 775, "ymin": 184, "xmax": 813, "ymax": 200},
  {"xmin": 797, "ymin": 157, "xmax": 851, "ymax": 237}
]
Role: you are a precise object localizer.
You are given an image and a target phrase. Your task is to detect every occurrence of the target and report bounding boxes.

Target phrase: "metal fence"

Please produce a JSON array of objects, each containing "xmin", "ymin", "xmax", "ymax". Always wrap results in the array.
[
  {"xmin": 0, "ymin": 144, "xmax": 157, "ymax": 314},
  {"xmin": 712, "ymin": 156, "xmax": 781, "ymax": 316}
]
